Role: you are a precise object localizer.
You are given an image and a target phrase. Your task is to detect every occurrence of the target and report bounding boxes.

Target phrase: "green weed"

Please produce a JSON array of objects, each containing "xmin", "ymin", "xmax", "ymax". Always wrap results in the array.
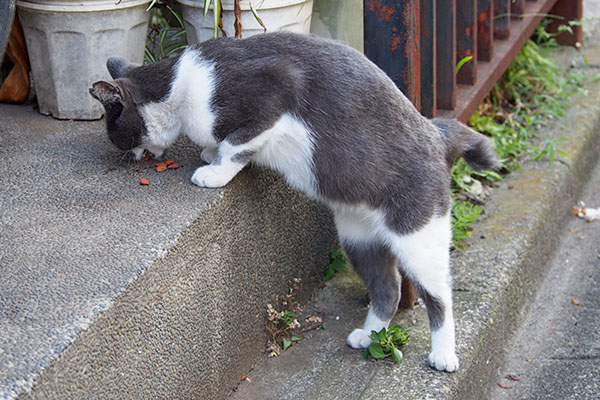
[
  {"xmin": 452, "ymin": 21, "xmax": 587, "ymax": 245},
  {"xmin": 324, "ymin": 249, "xmax": 347, "ymax": 281},
  {"xmin": 363, "ymin": 325, "xmax": 411, "ymax": 364},
  {"xmin": 451, "ymin": 201, "xmax": 482, "ymax": 250},
  {"xmin": 145, "ymin": 1, "xmax": 188, "ymax": 64},
  {"xmin": 282, "ymin": 336, "xmax": 303, "ymax": 351}
]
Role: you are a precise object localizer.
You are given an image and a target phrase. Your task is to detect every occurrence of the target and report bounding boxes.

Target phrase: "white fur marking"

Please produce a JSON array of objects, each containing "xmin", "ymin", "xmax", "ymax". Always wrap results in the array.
[
  {"xmin": 253, "ymin": 113, "xmax": 318, "ymax": 197},
  {"xmin": 140, "ymin": 49, "xmax": 217, "ymax": 151},
  {"xmin": 347, "ymin": 308, "xmax": 390, "ymax": 349},
  {"xmin": 190, "ymin": 113, "xmax": 316, "ymax": 191},
  {"xmin": 191, "ymin": 163, "xmax": 242, "ymax": 188}
]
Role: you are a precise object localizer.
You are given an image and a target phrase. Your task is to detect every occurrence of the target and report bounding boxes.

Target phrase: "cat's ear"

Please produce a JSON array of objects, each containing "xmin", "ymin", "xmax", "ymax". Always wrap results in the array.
[
  {"xmin": 107, "ymin": 57, "xmax": 138, "ymax": 79},
  {"xmin": 89, "ymin": 81, "xmax": 122, "ymax": 105}
]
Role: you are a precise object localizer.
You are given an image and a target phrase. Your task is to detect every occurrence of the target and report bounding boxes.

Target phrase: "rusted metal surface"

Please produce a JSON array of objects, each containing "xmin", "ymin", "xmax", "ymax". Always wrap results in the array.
[
  {"xmin": 436, "ymin": 0, "xmax": 456, "ymax": 110},
  {"xmin": 477, "ymin": 0, "xmax": 494, "ymax": 61},
  {"xmin": 363, "ymin": 0, "xmax": 421, "ymax": 306},
  {"xmin": 364, "ymin": 0, "xmax": 421, "ymax": 108},
  {"xmin": 439, "ymin": 0, "xmax": 559, "ymax": 122},
  {"xmin": 511, "ymin": 0, "xmax": 525, "ymax": 20},
  {"xmin": 457, "ymin": 0, "xmax": 477, "ymax": 85},
  {"xmin": 547, "ymin": 0, "xmax": 583, "ymax": 47},
  {"xmin": 399, "ymin": 275, "xmax": 418, "ymax": 310},
  {"xmin": 494, "ymin": 0, "xmax": 510, "ymax": 40},
  {"xmin": 420, "ymin": 0, "xmax": 436, "ymax": 118}
]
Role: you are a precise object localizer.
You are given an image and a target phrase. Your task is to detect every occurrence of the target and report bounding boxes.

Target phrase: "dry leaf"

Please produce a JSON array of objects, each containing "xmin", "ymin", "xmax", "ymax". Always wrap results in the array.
[
  {"xmin": 572, "ymin": 298, "xmax": 582, "ymax": 306},
  {"xmin": 305, "ymin": 315, "xmax": 323, "ymax": 324},
  {"xmin": 140, "ymin": 178, "xmax": 150, "ymax": 186}
]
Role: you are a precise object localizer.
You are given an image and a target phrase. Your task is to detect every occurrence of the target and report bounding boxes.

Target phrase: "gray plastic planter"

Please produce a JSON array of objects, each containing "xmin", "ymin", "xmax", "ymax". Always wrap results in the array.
[
  {"xmin": 0, "ymin": 0, "xmax": 16, "ymax": 62},
  {"xmin": 16, "ymin": 0, "xmax": 151, "ymax": 120}
]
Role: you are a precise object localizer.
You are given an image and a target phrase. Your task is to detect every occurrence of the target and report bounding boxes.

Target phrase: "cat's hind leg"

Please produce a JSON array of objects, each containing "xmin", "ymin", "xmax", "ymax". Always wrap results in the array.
[
  {"xmin": 344, "ymin": 242, "xmax": 401, "ymax": 349},
  {"xmin": 333, "ymin": 206, "xmax": 401, "ymax": 349},
  {"xmin": 388, "ymin": 212, "xmax": 459, "ymax": 372}
]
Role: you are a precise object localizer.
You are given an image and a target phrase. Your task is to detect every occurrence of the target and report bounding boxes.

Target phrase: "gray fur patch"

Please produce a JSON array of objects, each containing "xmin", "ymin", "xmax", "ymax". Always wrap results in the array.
[
  {"xmin": 342, "ymin": 242, "xmax": 400, "ymax": 320},
  {"xmin": 231, "ymin": 150, "xmax": 255, "ymax": 164},
  {"xmin": 416, "ymin": 285, "xmax": 446, "ymax": 330}
]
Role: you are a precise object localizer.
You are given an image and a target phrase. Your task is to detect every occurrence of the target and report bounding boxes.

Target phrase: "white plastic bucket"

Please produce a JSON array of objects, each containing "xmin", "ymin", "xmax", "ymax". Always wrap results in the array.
[{"xmin": 177, "ymin": 0, "xmax": 313, "ymax": 44}]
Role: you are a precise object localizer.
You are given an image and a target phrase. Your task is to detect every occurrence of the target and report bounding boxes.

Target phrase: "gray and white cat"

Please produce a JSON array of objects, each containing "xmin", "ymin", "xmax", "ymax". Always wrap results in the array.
[{"xmin": 90, "ymin": 32, "xmax": 498, "ymax": 372}]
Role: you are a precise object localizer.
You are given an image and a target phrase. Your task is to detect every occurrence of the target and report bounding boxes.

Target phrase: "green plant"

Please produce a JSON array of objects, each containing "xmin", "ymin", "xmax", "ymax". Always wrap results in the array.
[
  {"xmin": 456, "ymin": 55, "xmax": 473, "ymax": 74},
  {"xmin": 279, "ymin": 310, "xmax": 298, "ymax": 326},
  {"xmin": 363, "ymin": 325, "xmax": 411, "ymax": 364},
  {"xmin": 530, "ymin": 137, "xmax": 569, "ymax": 163},
  {"xmin": 201, "ymin": 0, "xmax": 266, "ymax": 38},
  {"xmin": 451, "ymin": 201, "xmax": 482, "ymax": 249},
  {"xmin": 282, "ymin": 335, "xmax": 303, "ymax": 351},
  {"xmin": 145, "ymin": 0, "xmax": 187, "ymax": 63},
  {"xmin": 451, "ymin": 21, "xmax": 587, "ymax": 244},
  {"xmin": 324, "ymin": 249, "xmax": 347, "ymax": 281}
]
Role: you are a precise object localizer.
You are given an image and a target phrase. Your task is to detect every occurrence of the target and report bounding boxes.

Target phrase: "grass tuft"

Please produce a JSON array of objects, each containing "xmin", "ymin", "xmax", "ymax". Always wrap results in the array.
[{"xmin": 451, "ymin": 20, "xmax": 586, "ymax": 247}]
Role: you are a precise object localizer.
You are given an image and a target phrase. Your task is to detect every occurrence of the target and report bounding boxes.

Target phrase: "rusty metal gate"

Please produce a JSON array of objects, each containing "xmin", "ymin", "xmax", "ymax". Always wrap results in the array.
[{"xmin": 364, "ymin": 0, "xmax": 583, "ymax": 123}]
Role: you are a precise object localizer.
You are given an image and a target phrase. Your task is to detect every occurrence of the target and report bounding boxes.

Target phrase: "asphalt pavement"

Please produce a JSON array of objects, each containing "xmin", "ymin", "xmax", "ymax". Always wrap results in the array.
[{"xmin": 487, "ymin": 150, "xmax": 600, "ymax": 399}]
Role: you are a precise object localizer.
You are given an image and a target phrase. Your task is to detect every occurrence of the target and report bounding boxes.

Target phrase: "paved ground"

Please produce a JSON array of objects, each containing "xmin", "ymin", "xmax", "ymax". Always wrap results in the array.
[
  {"xmin": 0, "ymin": 104, "xmax": 221, "ymax": 398},
  {"xmin": 488, "ymin": 150, "xmax": 600, "ymax": 399},
  {"xmin": 1, "ymin": 2, "xmax": 600, "ymax": 399},
  {"xmin": 0, "ymin": 103, "xmax": 335, "ymax": 400}
]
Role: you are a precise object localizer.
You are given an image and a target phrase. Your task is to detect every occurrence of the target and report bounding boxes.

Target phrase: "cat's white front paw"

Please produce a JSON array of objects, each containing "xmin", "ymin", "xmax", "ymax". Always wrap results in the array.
[
  {"xmin": 428, "ymin": 350, "xmax": 459, "ymax": 372},
  {"xmin": 347, "ymin": 329, "xmax": 373, "ymax": 349},
  {"xmin": 191, "ymin": 166, "xmax": 231, "ymax": 188},
  {"xmin": 201, "ymin": 147, "xmax": 218, "ymax": 164}
]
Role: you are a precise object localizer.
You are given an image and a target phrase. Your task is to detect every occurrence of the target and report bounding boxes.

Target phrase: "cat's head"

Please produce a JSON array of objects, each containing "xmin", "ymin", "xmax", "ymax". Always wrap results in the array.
[{"xmin": 90, "ymin": 57, "xmax": 163, "ymax": 159}]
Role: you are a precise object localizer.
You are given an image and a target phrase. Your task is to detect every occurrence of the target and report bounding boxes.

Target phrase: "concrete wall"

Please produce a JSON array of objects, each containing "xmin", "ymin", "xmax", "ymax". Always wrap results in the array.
[{"xmin": 311, "ymin": 0, "xmax": 363, "ymax": 52}]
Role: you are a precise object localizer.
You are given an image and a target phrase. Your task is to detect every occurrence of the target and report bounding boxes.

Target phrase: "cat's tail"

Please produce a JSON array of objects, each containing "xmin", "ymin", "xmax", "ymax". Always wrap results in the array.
[{"xmin": 432, "ymin": 118, "xmax": 499, "ymax": 171}]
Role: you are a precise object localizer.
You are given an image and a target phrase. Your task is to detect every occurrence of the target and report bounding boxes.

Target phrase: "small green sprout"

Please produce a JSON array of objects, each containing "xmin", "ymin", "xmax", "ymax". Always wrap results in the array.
[
  {"xmin": 363, "ymin": 325, "xmax": 411, "ymax": 364},
  {"xmin": 282, "ymin": 336, "xmax": 303, "ymax": 351},
  {"xmin": 324, "ymin": 249, "xmax": 347, "ymax": 281},
  {"xmin": 451, "ymin": 201, "xmax": 482, "ymax": 249}
]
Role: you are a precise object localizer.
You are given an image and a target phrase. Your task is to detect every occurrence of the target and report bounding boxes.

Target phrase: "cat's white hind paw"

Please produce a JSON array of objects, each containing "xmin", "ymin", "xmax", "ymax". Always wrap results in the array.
[
  {"xmin": 191, "ymin": 166, "xmax": 232, "ymax": 188},
  {"xmin": 347, "ymin": 329, "xmax": 373, "ymax": 349},
  {"xmin": 428, "ymin": 350, "xmax": 459, "ymax": 372}
]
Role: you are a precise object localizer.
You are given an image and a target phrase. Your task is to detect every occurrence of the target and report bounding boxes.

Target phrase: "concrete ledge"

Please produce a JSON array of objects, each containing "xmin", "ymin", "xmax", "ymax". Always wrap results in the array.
[
  {"xmin": 229, "ymin": 46, "xmax": 600, "ymax": 399},
  {"xmin": 0, "ymin": 104, "xmax": 336, "ymax": 399}
]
